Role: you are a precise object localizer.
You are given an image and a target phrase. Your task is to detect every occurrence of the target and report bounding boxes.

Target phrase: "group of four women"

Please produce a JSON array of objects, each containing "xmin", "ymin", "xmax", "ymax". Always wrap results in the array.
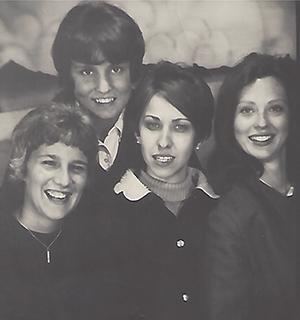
[{"xmin": 0, "ymin": 1, "xmax": 299, "ymax": 320}]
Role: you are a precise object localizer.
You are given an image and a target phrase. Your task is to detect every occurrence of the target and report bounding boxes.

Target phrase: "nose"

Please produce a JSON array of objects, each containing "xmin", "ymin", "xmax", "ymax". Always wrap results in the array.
[
  {"xmin": 255, "ymin": 111, "xmax": 268, "ymax": 129},
  {"xmin": 158, "ymin": 128, "xmax": 172, "ymax": 149},
  {"xmin": 95, "ymin": 73, "xmax": 111, "ymax": 94},
  {"xmin": 54, "ymin": 166, "xmax": 71, "ymax": 187}
]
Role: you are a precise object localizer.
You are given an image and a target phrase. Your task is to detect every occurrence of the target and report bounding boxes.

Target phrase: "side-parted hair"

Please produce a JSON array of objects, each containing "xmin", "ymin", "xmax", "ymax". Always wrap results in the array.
[
  {"xmin": 210, "ymin": 52, "xmax": 300, "ymax": 194},
  {"xmin": 52, "ymin": 1, "xmax": 145, "ymax": 94},
  {"xmin": 124, "ymin": 61, "xmax": 214, "ymax": 169},
  {"xmin": 8, "ymin": 102, "xmax": 98, "ymax": 183}
]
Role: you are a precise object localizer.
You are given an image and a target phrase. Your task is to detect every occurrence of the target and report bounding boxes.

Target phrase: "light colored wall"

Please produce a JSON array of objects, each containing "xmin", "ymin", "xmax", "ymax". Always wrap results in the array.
[{"xmin": 0, "ymin": 0, "xmax": 296, "ymax": 74}]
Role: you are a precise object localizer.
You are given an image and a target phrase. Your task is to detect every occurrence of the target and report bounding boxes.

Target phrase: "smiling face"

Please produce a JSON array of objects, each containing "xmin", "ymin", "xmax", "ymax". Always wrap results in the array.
[
  {"xmin": 70, "ymin": 53, "xmax": 133, "ymax": 123},
  {"xmin": 138, "ymin": 94, "xmax": 196, "ymax": 183},
  {"xmin": 21, "ymin": 142, "xmax": 88, "ymax": 232},
  {"xmin": 234, "ymin": 76, "xmax": 289, "ymax": 165}
]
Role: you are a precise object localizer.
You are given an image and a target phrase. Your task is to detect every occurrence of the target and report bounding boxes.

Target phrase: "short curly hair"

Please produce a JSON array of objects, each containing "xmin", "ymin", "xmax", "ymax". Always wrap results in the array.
[{"xmin": 8, "ymin": 102, "xmax": 98, "ymax": 182}]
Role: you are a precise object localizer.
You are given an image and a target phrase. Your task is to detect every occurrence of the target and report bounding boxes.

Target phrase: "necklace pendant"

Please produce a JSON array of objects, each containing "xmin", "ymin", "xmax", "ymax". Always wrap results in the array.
[{"xmin": 47, "ymin": 250, "xmax": 50, "ymax": 263}]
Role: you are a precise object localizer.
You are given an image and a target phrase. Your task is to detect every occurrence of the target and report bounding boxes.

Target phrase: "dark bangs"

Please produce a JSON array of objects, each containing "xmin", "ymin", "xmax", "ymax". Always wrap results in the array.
[
  {"xmin": 67, "ymin": 8, "xmax": 142, "ymax": 66},
  {"xmin": 158, "ymin": 76, "xmax": 213, "ymax": 141}
]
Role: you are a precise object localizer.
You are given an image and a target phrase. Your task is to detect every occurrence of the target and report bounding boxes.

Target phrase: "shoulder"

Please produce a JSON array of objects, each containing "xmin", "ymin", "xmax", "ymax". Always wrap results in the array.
[
  {"xmin": 194, "ymin": 170, "xmax": 220, "ymax": 200},
  {"xmin": 208, "ymin": 181, "xmax": 262, "ymax": 232}
]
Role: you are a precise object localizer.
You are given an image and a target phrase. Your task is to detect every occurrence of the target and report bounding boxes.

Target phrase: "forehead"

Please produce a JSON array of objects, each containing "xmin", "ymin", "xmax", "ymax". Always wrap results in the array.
[
  {"xmin": 70, "ymin": 46, "xmax": 131, "ymax": 66},
  {"xmin": 144, "ymin": 94, "xmax": 188, "ymax": 120},
  {"xmin": 29, "ymin": 142, "xmax": 87, "ymax": 163},
  {"xmin": 70, "ymin": 59, "xmax": 131, "ymax": 72},
  {"xmin": 239, "ymin": 76, "xmax": 287, "ymax": 102}
]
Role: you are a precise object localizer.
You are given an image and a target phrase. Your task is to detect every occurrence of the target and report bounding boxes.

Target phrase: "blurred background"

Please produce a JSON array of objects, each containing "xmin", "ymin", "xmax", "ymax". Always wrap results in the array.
[
  {"xmin": 0, "ymin": 0, "xmax": 296, "ymax": 74},
  {"xmin": 0, "ymin": 0, "xmax": 297, "ymax": 182}
]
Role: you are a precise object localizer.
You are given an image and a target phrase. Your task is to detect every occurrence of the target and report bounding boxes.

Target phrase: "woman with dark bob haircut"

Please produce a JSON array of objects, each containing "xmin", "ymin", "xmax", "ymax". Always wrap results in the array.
[
  {"xmin": 204, "ymin": 53, "xmax": 300, "ymax": 320},
  {"xmin": 108, "ymin": 61, "xmax": 219, "ymax": 320},
  {"xmin": 52, "ymin": 1, "xmax": 145, "ymax": 98}
]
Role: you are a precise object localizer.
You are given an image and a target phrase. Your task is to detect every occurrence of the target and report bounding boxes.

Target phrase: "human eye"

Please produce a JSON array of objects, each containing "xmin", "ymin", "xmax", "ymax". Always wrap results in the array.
[
  {"xmin": 237, "ymin": 104, "xmax": 255, "ymax": 115},
  {"xmin": 41, "ymin": 158, "xmax": 57, "ymax": 168},
  {"xmin": 143, "ymin": 118, "xmax": 161, "ymax": 131},
  {"xmin": 173, "ymin": 120, "xmax": 193, "ymax": 133},
  {"xmin": 80, "ymin": 68, "xmax": 93, "ymax": 76},
  {"xmin": 70, "ymin": 163, "xmax": 88, "ymax": 175},
  {"xmin": 111, "ymin": 65, "xmax": 123, "ymax": 74},
  {"xmin": 268, "ymin": 104, "xmax": 285, "ymax": 114}
]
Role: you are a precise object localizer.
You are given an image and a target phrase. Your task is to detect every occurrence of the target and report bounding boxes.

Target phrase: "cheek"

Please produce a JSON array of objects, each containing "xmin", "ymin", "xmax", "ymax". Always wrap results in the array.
[
  {"xmin": 177, "ymin": 135, "xmax": 195, "ymax": 157},
  {"xmin": 73, "ymin": 175, "xmax": 88, "ymax": 192},
  {"xmin": 73, "ymin": 78, "xmax": 91, "ymax": 95},
  {"xmin": 139, "ymin": 129, "xmax": 154, "ymax": 149},
  {"xmin": 272, "ymin": 116, "xmax": 289, "ymax": 133},
  {"xmin": 113, "ymin": 75, "xmax": 133, "ymax": 92},
  {"xmin": 233, "ymin": 116, "xmax": 252, "ymax": 139}
]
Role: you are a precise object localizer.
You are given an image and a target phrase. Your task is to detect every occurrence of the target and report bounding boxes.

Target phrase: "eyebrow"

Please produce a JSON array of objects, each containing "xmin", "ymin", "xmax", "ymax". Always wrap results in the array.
[
  {"xmin": 238, "ymin": 98, "xmax": 288, "ymax": 105},
  {"xmin": 71, "ymin": 60, "xmax": 106, "ymax": 67},
  {"xmin": 267, "ymin": 99, "xmax": 288, "ymax": 104},
  {"xmin": 38, "ymin": 154, "xmax": 57, "ymax": 159},
  {"xmin": 143, "ymin": 115, "xmax": 191, "ymax": 122},
  {"xmin": 38, "ymin": 154, "xmax": 88, "ymax": 165}
]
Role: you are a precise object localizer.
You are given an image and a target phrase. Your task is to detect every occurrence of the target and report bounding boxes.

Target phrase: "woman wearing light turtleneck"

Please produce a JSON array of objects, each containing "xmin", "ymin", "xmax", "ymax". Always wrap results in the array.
[{"xmin": 110, "ymin": 61, "xmax": 219, "ymax": 320}]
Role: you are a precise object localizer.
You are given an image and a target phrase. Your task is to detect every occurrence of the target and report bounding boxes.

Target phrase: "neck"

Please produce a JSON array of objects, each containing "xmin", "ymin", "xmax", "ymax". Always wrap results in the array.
[
  {"xmin": 16, "ymin": 210, "xmax": 62, "ymax": 234},
  {"xmin": 93, "ymin": 117, "xmax": 117, "ymax": 140},
  {"xmin": 87, "ymin": 109, "xmax": 121, "ymax": 140},
  {"xmin": 260, "ymin": 155, "xmax": 289, "ymax": 194}
]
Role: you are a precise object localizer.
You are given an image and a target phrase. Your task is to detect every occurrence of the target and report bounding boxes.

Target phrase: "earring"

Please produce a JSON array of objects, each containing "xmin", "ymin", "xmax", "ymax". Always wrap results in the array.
[
  {"xmin": 195, "ymin": 142, "xmax": 201, "ymax": 150},
  {"xmin": 135, "ymin": 134, "xmax": 141, "ymax": 144}
]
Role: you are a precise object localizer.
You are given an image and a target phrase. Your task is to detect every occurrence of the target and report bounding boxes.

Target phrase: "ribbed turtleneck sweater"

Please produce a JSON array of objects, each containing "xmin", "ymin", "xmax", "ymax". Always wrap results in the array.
[{"xmin": 139, "ymin": 168, "xmax": 197, "ymax": 216}]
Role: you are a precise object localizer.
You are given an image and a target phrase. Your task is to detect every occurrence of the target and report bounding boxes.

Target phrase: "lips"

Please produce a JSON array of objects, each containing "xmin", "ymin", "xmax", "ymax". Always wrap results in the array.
[
  {"xmin": 45, "ymin": 190, "xmax": 71, "ymax": 202},
  {"xmin": 92, "ymin": 97, "xmax": 115, "ymax": 104},
  {"xmin": 153, "ymin": 154, "xmax": 175, "ymax": 164},
  {"xmin": 249, "ymin": 134, "xmax": 274, "ymax": 145}
]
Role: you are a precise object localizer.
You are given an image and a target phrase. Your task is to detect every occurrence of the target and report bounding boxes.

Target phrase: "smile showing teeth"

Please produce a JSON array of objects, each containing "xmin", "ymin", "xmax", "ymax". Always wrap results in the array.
[
  {"xmin": 153, "ymin": 155, "xmax": 174, "ymax": 163},
  {"xmin": 45, "ymin": 190, "xmax": 69, "ymax": 201},
  {"xmin": 94, "ymin": 97, "xmax": 115, "ymax": 104},
  {"xmin": 249, "ymin": 135, "xmax": 272, "ymax": 142}
]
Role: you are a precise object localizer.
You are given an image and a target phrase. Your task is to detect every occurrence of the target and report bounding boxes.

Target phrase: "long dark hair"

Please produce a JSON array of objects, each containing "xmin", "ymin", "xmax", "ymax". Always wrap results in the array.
[{"xmin": 209, "ymin": 53, "xmax": 300, "ymax": 194}]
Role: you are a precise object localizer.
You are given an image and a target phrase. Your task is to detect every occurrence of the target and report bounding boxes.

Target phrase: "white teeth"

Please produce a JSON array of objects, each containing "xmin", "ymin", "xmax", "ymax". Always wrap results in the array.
[
  {"xmin": 94, "ymin": 97, "xmax": 115, "ymax": 104},
  {"xmin": 250, "ymin": 135, "xmax": 272, "ymax": 142},
  {"xmin": 46, "ymin": 190, "xmax": 68, "ymax": 200},
  {"xmin": 155, "ymin": 156, "xmax": 174, "ymax": 163}
]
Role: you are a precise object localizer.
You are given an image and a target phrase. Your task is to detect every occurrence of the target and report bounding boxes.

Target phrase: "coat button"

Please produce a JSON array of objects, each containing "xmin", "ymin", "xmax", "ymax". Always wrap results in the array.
[
  {"xmin": 176, "ymin": 239, "xmax": 185, "ymax": 248},
  {"xmin": 182, "ymin": 293, "xmax": 189, "ymax": 302}
]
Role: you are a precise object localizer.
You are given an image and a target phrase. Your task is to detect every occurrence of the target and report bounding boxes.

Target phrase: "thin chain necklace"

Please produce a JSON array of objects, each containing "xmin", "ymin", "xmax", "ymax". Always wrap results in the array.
[{"xmin": 16, "ymin": 218, "xmax": 62, "ymax": 264}]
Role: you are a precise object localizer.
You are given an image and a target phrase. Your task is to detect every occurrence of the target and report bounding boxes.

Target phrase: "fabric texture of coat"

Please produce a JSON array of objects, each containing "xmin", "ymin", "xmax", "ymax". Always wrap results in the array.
[
  {"xmin": 204, "ymin": 177, "xmax": 300, "ymax": 320},
  {"xmin": 0, "ymin": 209, "xmax": 140, "ymax": 320},
  {"xmin": 109, "ymin": 169, "xmax": 219, "ymax": 320}
]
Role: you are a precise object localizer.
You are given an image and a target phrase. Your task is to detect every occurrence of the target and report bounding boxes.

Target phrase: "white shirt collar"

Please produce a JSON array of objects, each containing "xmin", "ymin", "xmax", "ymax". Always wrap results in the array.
[
  {"xmin": 106, "ymin": 110, "xmax": 124, "ymax": 139},
  {"xmin": 97, "ymin": 110, "xmax": 124, "ymax": 171},
  {"xmin": 114, "ymin": 169, "xmax": 219, "ymax": 201}
]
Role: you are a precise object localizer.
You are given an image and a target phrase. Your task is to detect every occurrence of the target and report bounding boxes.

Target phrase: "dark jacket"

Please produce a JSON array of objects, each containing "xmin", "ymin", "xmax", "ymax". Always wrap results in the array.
[
  {"xmin": 204, "ymin": 177, "xmax": 300, "ymax": 320},
  {"xmin": 54, "ymin": 90, "xmax": 140, "ymax": 207},
  {"xmin": 109, "ymin": 169, "xmax": 219, "ymax": 320},
  {"xmin": 0, "ymin": 209, "xmax": 139, "ymax": 320}
]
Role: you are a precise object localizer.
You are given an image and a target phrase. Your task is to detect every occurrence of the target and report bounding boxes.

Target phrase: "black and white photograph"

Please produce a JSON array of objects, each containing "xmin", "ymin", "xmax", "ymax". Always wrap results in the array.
[{"xmin": 0, "ymin": 1, "xmax": 299, "ymax": 319}]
